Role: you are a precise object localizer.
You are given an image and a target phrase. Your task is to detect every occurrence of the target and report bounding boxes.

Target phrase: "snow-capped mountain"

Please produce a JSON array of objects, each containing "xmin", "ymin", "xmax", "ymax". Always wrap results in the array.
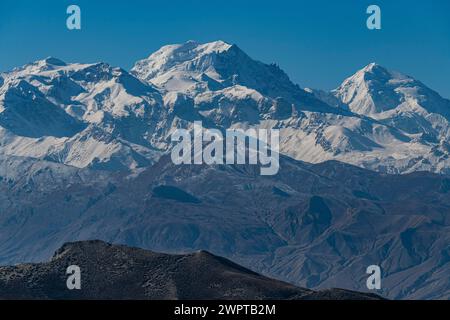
[
  {"xmin": 131, "ymin": 40, "xmax": 334, "ymax": 114},
  {"xmin": 323, "ymin": 63, "xmax": 450, "ymax": 173},
  {"xmin": 334, "ymin": 63, "xmax": 450, "ymax": 119},
  {"xmin": 0, "ymin": 57, "xmax": 165, "ymax": 170},
  {"xmin": 132, "ymin": 40, "xmax": 450, "ymax": 174},
  {"xmin": 332, "ymin": 63, "xmax": 450, "ymax": 152},
  {"xmin": 1, "ymin": 40, "xmax": 450, "ymax": 174}
]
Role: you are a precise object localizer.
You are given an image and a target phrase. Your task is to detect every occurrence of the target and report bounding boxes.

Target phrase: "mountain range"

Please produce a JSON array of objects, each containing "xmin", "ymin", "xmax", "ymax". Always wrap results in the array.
[
  {"xmin": 0, "ymin": 40, "xmax": 449, "ymax": 300},
  {"xmin": 1, "ymin": 40, "xmax": 450, "ymax": 174},
  {"xmin": 1, "ymin": 152, "xmax": 449, "ymax": 299}
]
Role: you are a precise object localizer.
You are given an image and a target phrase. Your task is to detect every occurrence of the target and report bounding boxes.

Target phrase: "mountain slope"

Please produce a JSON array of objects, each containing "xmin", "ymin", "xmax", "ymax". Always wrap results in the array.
[
  {"xmin": 0, "ymin": 240, "xmax": 382, "ymax": 300},
  {"xmin": 1, "ymin": 154, "xmax": 448, "ymax": 300}
]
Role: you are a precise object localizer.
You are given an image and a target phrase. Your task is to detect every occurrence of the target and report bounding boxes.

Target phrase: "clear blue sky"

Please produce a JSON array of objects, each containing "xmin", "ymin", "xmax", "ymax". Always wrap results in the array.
[{"xmin": 1, "ymin": 0, "xmax": 449, "ymax": 97}]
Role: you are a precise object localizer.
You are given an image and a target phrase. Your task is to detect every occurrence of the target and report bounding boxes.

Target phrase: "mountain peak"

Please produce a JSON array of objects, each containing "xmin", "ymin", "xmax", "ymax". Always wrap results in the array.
[
  {"xmin": 131, "ymin": 40, "xmax": 341, "ymax": 115},
  {"xmin": 8, "ymin": 57, "xmax": 68, "ymax": 75},
  {"xmin": 361, "ymin": 62, "xmax": 388, "ymax": 75},
  {"xmin": 29, "ymin": 57, "xmax": 67, "ymax": 70},
  {"xmin": 131, "ymin": 40, "xmax": 234, "ymax": 83},
  {"xmin": 158, "ymin": 40, "xmax": 232, "ymax": 56},
  {"xmin": 362, "ymin": 62, "xmax": 383, "ymax": 71},
  {"xmin": 356, "ymin": 63, "xmax": 412, "ymax": 83},
  {"xmin": 41, "ymin": 56, "xmax": 67, "ymax": 67},
  {"xmin": 143, "ymin": 40, "xmax": 233, "ymax": 65},
  {"xmin": 184, "ymin": 40, "xmax": 233, "ymax": 53},
  {"xmin": 334, "ymin": 63, "xmax": 450, "ymax": 117}
]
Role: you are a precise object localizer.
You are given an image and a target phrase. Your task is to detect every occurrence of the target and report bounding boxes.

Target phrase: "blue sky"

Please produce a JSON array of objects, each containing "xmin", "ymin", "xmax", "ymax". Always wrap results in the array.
[{"xmin": 1, "ymin": 0, "xmax": 449, "ymax": 97}]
